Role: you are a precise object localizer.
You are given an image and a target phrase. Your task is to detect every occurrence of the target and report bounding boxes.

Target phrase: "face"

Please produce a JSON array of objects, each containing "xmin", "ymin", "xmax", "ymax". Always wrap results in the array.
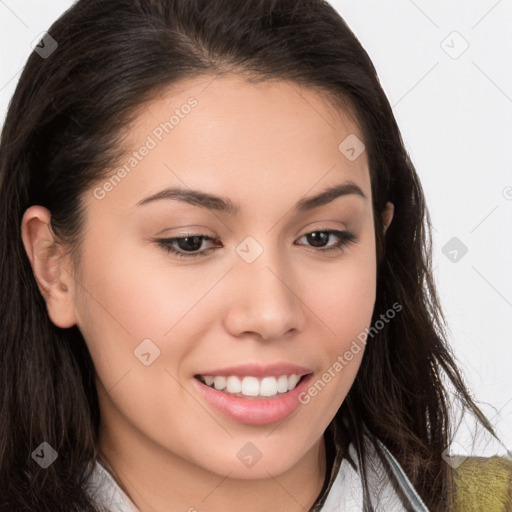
[{"xmin": 24, "ymin": 74, "xmax": 392, "ymax": 481}]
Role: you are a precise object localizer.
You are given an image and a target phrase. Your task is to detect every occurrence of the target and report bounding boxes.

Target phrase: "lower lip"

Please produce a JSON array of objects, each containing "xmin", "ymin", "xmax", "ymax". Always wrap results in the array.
[{"xmin": 192, "ymin": 374, "xmax": 313, "ymax": 426}]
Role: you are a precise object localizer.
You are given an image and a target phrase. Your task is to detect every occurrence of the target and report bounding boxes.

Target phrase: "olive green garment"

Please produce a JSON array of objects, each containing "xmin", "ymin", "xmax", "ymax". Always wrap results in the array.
[{"xmin": 453, "ymin": 455, "xmax": 512, "ymax": 512}]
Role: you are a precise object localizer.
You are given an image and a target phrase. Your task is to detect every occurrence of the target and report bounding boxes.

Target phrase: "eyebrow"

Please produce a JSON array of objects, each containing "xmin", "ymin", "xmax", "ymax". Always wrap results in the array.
[{"xmin": 136, "ymin": 181, "xmax": 367, "ymax": 214}]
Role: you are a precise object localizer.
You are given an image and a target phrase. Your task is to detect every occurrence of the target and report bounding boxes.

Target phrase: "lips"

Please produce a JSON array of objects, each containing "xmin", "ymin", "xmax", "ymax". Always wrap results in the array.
[{"xmin": 191, "ymin": 362, "xmax": 314, "ymax": 425}]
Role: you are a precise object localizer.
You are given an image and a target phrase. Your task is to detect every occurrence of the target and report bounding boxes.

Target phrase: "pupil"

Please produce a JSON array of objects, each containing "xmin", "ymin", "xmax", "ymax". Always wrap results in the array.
[
  {"xmin": 178, "ymin": 236, "xmax": 202, "ymax": 251},
  {"xmin": 307, "ymin": 232, "xmax": 328, "ymax": 247}
]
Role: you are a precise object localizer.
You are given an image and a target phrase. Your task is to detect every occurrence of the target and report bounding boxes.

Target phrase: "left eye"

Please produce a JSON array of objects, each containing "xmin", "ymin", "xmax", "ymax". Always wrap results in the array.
[{"xmin": 155, "ymin": 230, "xmax": 357, "ymax": 259}]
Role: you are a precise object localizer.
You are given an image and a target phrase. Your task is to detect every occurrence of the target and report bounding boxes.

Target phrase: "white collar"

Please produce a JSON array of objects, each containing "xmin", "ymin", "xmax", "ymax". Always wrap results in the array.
[
  {"xmin": 321, "ymin": 440, "xmax": 430, "ymax": 511},
  {"xmin": 86, "ymin": 460, "xmax": 138, "ymax": 512}
]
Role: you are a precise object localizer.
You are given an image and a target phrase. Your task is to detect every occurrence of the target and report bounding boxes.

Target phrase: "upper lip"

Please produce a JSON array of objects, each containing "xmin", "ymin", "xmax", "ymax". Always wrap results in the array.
[{"xmin": 194, "ymin": 362, "xmax": 313, "ymax": 378}]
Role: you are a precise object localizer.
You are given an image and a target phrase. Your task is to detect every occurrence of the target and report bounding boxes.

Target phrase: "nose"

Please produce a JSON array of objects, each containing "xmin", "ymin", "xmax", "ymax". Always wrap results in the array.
[{"xmin": 223, "ymin": 242, "xmax": 306, "ymax": 342}]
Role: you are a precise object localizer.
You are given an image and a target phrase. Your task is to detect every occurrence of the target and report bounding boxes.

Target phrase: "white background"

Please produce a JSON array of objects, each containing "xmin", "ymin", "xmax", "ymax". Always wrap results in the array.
[{"xmin": 1, "ymin": 0, "xmax": 511, "ymax": 454}]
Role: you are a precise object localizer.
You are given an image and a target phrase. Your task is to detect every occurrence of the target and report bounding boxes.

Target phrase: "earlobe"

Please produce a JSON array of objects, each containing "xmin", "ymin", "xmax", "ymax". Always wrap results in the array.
[
  {"xmin": 21, "ymin": 206, "xmax": 77, "ymax": 328},
  {"xmin": 382, "ymin": 202, "xmax": 394, "ymax": 233}
]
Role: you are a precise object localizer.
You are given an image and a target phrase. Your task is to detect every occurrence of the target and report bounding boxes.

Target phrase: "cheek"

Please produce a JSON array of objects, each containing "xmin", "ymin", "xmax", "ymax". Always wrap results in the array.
[
  {"xmin": 72, "ymin": 237, "xmax": 198, "ymax": 428},
  {"xmin": 300, "ymin": 235, "xmax": 376, "ymax": 407},
  {"xmin": 71, "ymin": 235, "xmax": 177, "ymax": 389},
  {"xmin": 73, "ymin": 231, "xmax": 230, "ymax": 400},
  {"xmin": 307, "ymin": 236, "xmax": 377, "ymax": 351},
  {"xmin": 321, "ymin": 263, "xmax": 376, "ymax": 332},
  {"xmin": 298, "ymin": 260, "xmax": 374, "ymax": 427},
  {"xmin": 75, "ymin": 232, "xmax": 214, "ymax": 343}
]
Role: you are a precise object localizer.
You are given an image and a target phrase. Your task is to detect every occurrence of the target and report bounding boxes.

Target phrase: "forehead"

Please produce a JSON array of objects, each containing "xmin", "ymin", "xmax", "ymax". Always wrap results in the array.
[
  {"xmin": 141, "ymin": 73, "xmax": 363, "ymax": 142},
  {"xmin": 89, "ymin": 74, "xmax": 371, "ymax": 216}
]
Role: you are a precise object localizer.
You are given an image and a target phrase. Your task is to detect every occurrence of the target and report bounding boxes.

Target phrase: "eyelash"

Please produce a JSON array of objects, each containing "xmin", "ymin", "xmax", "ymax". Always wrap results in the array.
[{"xmin": 155, "ymin": 230, "xmax": 357, "ymax": 259}]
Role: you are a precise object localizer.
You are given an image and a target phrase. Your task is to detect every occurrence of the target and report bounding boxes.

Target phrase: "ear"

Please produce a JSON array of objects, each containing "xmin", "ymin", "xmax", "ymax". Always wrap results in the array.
[
  {"xmin": 382, "ymin": 201, "xmax": 394, "ymax": 233},
  {"xmin": 20, "ymin": 205, "xmax": 78, "ymax": 328}
]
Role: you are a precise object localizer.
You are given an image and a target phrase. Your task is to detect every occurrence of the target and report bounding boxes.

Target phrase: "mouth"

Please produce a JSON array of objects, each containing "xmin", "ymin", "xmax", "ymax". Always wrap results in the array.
[
  {"xmin": 194, "ymin": 373, "xmax": 308, "ymax": 399},
  {"xmin": 191, "ymin": 365, "xmax": 314, "ymax": 426}
]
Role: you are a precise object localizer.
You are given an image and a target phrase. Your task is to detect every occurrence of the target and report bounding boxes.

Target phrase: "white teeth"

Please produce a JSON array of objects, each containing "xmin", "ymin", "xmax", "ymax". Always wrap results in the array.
[
  {"xmin": 260, "ymin": 376, "xmax": 278, "ymax": 397},
  {"xmin": 287, "ymin": 374, "xmax": 300, "ymax": 390},
  {"xmin": 241, "ymin": 376, "xmax": 259, "ymax": 396},
  {"xmin": 277, "ymin": 375, "xmax": 288, "ymax": 393},
  {"xmin": 199, "ymin": 374, "xmax": 303, "ymax": 397},
  {"xmin": 213, "ymin": 376, "xmax": 226, "ymax": 390},
  {"xmin": 226, "ymin": 376, "xmax": 242, "ymax": 393}
]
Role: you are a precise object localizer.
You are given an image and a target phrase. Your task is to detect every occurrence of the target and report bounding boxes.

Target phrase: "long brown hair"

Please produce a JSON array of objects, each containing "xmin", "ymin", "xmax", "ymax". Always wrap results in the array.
[{"xmin": 0, "ymin": 0, "xmax": 494, "ymax": 510}]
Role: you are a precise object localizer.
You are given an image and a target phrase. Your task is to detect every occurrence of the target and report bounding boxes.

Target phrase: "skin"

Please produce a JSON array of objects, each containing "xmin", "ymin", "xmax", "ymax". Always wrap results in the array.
[{"xmin": 21, "ymin": 74, "xmax": 393, "ymax": 511}]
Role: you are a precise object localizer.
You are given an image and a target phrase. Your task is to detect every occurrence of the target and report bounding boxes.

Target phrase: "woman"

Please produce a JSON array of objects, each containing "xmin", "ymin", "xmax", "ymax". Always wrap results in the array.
[{"xmin": 0, "ymin": 0, "xmax": 509, "ymax": 510}]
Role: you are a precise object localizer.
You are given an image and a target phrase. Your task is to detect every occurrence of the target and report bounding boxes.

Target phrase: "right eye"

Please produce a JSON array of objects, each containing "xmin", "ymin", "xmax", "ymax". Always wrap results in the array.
[{"xmin": 156, "ymin": 234, "xmax": 220, "ymax": 259}]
